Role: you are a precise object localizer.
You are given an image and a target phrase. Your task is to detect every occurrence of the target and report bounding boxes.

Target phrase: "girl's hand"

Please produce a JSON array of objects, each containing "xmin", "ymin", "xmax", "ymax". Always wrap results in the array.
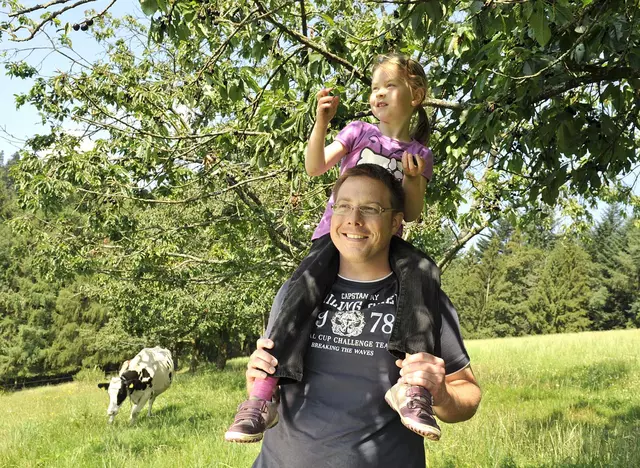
[
  {"xmin": 402, "ymin": 151, "xmax": 425, "ymax": 178},
  {"xmin": 315, "ymin": 88, "xmax": 339, "ymax": 127}
]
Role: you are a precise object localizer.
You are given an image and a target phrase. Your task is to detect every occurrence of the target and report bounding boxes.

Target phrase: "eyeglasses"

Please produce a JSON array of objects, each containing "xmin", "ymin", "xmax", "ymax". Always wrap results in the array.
[{"xmin": 331, "ymin": 202, "xmax": 395, "ymax": 217}]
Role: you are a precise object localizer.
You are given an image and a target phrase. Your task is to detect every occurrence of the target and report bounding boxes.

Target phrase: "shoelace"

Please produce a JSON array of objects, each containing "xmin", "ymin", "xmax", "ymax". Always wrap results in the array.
[
  {"xmin": 233, "ymin": 400, "xmax": 267, "ymax": 425},
  {"xmin": 406, "ymin": 386, "xmax": 434, "ymax": 415}
]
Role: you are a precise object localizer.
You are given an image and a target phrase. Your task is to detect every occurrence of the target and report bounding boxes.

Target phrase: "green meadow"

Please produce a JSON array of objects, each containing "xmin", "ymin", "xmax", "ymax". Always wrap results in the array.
[{"xmin": 1, "ymin": 329, "xmax": 638, "ymax": 467}]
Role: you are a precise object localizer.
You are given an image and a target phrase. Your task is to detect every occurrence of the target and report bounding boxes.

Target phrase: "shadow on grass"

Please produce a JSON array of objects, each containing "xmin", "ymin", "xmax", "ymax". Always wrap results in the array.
[
  {"xmin": 540, "ymin": 360, "xmax": 630, "ymax": 391},
  {"xmin": 433, "ymin": 403, "xmax": 640, "ymax": 467},
  {"xmin": 144, "ymin": 403, "xmax": 218, "ymax": 427},
  {"xmin": 609, "ymin": 405, "xmax": 640, "ymax": 425},
  {"xmin": 176, "ymin": 364, "xmax": 247, "ymax": 392},
  {"xmin": 517, "ymin": 403, "xmax": 640, "ymax": 467},
  {"xmin": 100, "ymin": 403, "xmax": 219, "ymax": 431}
]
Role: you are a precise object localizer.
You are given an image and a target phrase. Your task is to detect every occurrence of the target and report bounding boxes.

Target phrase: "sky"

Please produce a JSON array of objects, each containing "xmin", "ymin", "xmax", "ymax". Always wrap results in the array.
[{"xmin": 0, "ymin": 1, "xmax": 140, "ymax": 163}]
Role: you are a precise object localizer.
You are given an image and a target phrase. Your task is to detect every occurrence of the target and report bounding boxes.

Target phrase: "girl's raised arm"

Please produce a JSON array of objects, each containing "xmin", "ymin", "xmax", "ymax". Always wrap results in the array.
[
  {"xmin": 305, "ymin": 88, "xmax": 347, "ymax": 176},
  {"xmin": 402, "ymin": 151, "xmax": 428, "ymax": 222}
]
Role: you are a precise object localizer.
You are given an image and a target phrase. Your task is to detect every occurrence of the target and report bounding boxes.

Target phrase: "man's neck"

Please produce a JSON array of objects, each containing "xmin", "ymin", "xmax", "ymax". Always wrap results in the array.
[{"xmin": 337, "ymin": 258, "xmax": 393, "ymax": 282}]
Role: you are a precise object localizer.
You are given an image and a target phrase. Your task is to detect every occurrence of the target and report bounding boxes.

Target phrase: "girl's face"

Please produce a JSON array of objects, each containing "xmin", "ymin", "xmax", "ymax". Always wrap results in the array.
[{"xmin": 369, "ymin": 65, "xmax": 420, "ymax": 124}]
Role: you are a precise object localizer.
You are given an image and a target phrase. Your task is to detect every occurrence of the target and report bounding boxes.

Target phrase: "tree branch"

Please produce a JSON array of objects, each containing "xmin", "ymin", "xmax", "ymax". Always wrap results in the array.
[
  {"xmin": 9, "ymin": 0, "xmax": 98, "ymax": 42},
  {"xmin": 424, "ymin": 97, "xmax": 466, "ymax": 111},
  {"xmin": 253, "ymin": 0, "xmax": 369, "ymax": 84},
  {"xmin": 299, "ymin": 0, "xmax": 307, "ymax": 37},
  {"xmin": 76, "ymin": 169, "xmax": 286, "ymax": 205},
  {"xmin": 9, "ymin": 0, "xmax": 75, "ymax": 17},
  {"xmin": 438, "ymin": 222, "xmax": 489, "ymax": 272},
  {"xmin": 191, "ymin": 7, "xmax": 262, "ymax": 85},
  {"xmin": 534, "ymin": 66, "xmax": 640, "ymax": 103},
  {"xmin": 227, "ymin": 173, "xmax": 306, "ymax": 256}
]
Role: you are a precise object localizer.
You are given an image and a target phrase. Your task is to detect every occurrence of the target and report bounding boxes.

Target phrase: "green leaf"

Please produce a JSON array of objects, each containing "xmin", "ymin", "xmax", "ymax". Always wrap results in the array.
[
  {"xmin": 176, "ymin": 20, "xmax": 190, "ymax": 41},
  {"xmin": 522, "ymin": 2, "xmax": 534, "ymax": 20},
  {"xmin": 553, "ymin": 4, "xmax": 573, "ymax": 25},
  {"xmin": 308, "ymin": 52, "xmax": 323, "ymax": 64},
  {"xmin": 573, "ymin": 43, "xmax": 585, "ymax": 63},
  {"xmin": 411, "ymin": 8, "xmax": 423, "ymax": 32},
  {"xmin": 508, "ymin": 157, "xmax": 523, "ymax": 174},
  {"xmin": 531, "ymin": 6, "xmax": 552, "ymax": 47},
  {"xmin": 469, "ymin": 1, "xmax": 484, "ymax": 14},
  {"xmin": 140, "ymin": 0, "xmax": 158, "ymax": 16},
  {"xmin": 319, "ymin": 13, "xmax": 335, "ymax": 26},
  {"xmin": 557, "ymin": 123, "xmax": 573, "ymax": 152},
  {"xmin": 523, "ymin": 61, "xmax": 534, "ymax": 76},
  {"xmin": 228, "ymin": 80, "xmax": 243, "ymax": 102},
  {"xmin": 628, "ymin": 51, "xmax": 640, "ymax": 70},
  {"xmin": 424, "ymin": 1, "xmax": 443, "ymax": 24}
]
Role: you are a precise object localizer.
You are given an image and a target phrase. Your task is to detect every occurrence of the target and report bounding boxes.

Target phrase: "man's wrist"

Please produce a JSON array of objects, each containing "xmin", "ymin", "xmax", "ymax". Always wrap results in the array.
[{"xmin": 433, "ymin": 383, "xmax": 454, "ymax": 409}]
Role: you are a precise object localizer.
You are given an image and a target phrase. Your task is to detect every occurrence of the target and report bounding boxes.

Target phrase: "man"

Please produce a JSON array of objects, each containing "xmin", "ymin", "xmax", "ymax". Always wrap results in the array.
[{"xmin": 247, "ymin": 164, "xmax": 481, "ymax": 467}]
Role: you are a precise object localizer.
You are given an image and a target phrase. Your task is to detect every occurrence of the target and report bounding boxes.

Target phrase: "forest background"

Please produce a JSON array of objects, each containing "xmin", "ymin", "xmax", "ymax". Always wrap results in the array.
[{"xmin": 0, "ymin": 0, "xmax": 639, "ymax": 384}]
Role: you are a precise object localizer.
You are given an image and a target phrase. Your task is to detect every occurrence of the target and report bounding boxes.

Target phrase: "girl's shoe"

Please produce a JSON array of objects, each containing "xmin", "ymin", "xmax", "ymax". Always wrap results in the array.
[
  {"xmin": 224, "ymin": 397, "xmax": 279, "ymax": 443},
  {"xmin": 385, "ymin": 382, "xmax": 441, "ymax": 440}
]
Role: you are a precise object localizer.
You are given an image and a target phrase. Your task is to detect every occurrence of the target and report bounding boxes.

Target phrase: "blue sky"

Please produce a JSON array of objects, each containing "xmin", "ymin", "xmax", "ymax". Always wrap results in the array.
[{"xmin": 0, "ymin": 2, "xmax": 139, "ymax": 163}]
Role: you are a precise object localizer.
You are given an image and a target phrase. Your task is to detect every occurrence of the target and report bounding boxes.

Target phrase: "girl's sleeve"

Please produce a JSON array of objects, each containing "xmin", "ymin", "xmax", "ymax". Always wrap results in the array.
[
  {"xmin": 420, "ymin": 147, "xmax": 434, "ymax": 182},
  {"xmin": 334, "ymin": 121, "xmax": 363, "ymax": 153}
]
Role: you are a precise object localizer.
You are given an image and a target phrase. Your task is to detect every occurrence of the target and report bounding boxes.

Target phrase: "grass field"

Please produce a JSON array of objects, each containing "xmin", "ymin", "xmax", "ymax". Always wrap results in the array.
[{"xmin": 1, "ymin": 329, "xmax": 639, "ymax": 467}]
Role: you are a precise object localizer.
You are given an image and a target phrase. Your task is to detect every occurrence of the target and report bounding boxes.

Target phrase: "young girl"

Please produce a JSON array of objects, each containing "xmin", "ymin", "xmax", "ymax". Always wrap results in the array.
[
  {"xmin": 225, "ymin": 54, "xmax": 441, "ymax": 443},
  {"xmin": 306, "ymin": 54, "xmax": 432, "ymax": 234}
]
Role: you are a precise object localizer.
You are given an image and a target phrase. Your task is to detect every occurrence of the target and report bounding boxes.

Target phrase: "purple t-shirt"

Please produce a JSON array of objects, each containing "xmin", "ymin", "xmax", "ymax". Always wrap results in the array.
[{"xmin": 312, "ymin": 121, "xmax": 434, "ymax": 240}]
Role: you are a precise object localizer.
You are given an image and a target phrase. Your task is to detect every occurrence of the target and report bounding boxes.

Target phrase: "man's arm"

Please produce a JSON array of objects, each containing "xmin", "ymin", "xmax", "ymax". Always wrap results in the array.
[
  {"xmin": 397, "ymin": 354, "xmax": 481, "ymax": 423},
  {"xmin": 434, "ymin": 365, "xmax": 481, "ymax": 423}
]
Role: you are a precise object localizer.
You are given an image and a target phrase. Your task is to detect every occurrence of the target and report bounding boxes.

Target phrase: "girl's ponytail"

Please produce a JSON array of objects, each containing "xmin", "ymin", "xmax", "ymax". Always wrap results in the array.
[{"xmin": 412, "ymin": 105, "xmax": 430, "ymax": 146}]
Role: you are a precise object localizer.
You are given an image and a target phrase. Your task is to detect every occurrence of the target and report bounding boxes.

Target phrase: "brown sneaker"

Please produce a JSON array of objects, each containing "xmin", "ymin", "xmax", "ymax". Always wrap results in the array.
[
  {"xmin": 385, "ymin": 382, "xmax": 441, "ymax": 441},
  {"xmin": 224, "ymin": 398, "xmax": 279, "ymax": 443}
]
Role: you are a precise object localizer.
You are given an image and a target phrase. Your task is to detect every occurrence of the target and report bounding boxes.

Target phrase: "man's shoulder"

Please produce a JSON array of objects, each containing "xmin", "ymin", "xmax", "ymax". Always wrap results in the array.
[{"xmin": 273, "ymin": 280, "xmax": 292, "ymax": 307}]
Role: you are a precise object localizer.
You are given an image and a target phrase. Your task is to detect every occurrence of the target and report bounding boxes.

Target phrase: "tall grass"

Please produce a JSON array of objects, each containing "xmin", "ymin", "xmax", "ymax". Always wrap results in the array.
[{"xmin": 1, "ymin": 329, "xmax": 638, "ymax": 467}]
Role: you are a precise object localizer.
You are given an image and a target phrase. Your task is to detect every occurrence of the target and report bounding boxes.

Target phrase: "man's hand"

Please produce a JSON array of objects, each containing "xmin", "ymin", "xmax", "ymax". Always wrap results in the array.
[
  {"xmin": 401, "ymin": 151, "xmax": 425, "ymax": 179},
  {"xmin": 246, "ymin": 338, "xmax": 278, "ymax": 395},
  {"xmin": 397, "ymin": 353, "xmax": 481, "ymax": 423},
  {"xmin": 315, "ymin": 88, "xmax": 339, "ymax": 128},
  {"xmin": 396, "ymin": 352, "xmax": 450, "ymax": 406}
]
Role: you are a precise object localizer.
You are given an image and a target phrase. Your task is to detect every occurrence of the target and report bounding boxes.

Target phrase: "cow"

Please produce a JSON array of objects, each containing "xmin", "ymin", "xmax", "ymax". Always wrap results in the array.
[{"xmin": 98, "ymin": 347, "xmax": 174, "ymax": 424}]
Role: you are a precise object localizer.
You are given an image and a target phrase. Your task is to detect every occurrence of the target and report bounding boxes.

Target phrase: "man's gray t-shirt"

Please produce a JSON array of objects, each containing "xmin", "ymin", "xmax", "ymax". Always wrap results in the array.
[{"xmin": 253, "ymin": 273, "xmax": 470, "ymax": 468}]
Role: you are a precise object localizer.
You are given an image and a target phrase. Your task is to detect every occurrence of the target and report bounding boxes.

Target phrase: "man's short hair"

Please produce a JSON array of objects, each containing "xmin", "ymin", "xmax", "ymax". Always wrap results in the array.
[{"xmin": 332, "ymin": 164, "xmax": 405, "ymax": 213}]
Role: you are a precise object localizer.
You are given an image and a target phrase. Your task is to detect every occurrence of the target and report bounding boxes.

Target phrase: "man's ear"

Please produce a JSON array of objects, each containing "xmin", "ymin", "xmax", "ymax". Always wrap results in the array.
[
  {"xmin": 97, "ymin": 383, "xmax": 109, "ymax": 390},
  {"xmin": 392, "ymin": 211, "xmax": 404, "ymax": 233}
]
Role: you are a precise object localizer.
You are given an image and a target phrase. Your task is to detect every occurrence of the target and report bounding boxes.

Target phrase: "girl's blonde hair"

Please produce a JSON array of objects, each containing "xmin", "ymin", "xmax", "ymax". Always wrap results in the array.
[{"xmin": 372, "ymin": 54, "xmax": 430, "ymax": 145}]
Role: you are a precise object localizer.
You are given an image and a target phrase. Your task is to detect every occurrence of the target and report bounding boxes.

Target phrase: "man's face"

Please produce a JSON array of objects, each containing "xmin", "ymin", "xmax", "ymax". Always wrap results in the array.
[{"xmin": 330, "ymin": 176, "xmax": 403, "ymax": 269}]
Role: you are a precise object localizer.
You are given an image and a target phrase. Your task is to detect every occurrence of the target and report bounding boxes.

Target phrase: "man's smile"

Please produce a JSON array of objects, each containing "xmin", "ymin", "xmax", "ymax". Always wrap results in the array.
[{"xmin": 343, "ymin": 232, "xmax": 368, "ymax": 239}]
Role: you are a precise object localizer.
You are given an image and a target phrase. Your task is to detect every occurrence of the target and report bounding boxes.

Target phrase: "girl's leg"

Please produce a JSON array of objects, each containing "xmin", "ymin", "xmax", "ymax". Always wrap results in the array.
[
  {"xmin": 250, "ymin": 376, "xmax": 279, "ymax": 401},
  {"xmin": 225, "ymin": 376, "xmax": 280, "ymax": 443}
]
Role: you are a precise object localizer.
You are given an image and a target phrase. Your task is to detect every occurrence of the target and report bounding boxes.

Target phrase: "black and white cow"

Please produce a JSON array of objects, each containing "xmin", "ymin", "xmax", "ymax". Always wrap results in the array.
[{"xmin": 98, "ymin": 347, "xmax": 174, "ymax": 424}]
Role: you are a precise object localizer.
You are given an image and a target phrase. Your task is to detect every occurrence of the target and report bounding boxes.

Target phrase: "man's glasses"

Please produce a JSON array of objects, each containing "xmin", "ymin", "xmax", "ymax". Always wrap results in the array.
[{"xmin": 331, "ymin": 202, "xmax": 395, "ymax": 217}]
